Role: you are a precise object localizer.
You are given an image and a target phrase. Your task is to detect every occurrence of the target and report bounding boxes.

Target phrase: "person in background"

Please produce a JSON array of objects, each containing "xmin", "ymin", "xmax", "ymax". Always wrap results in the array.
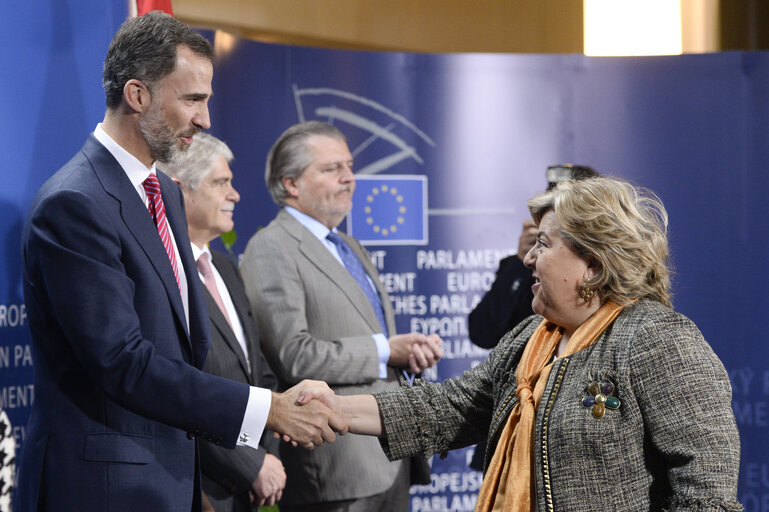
[
  {"xmin": 299, "ymin": 176, "xmax": 742, "ymax": 512},
  {"xmin": 162, "ymin": 132, "xmax": 286, "ymax": 511},
  {"xmin": 17, "ymin": 13, "xmax": 343, "ymax": 512},
  {"xmin": 467, "ymin": 163, "xmax": 599, "ymax": 471},
  {"xmin": 241, "ymin": 121, "xmax": 443, "ymax": 512}
]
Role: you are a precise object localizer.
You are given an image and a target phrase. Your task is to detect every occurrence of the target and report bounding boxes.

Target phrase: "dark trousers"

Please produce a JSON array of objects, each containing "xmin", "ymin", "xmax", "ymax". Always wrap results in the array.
[{"xmin": 280, "ymin": 462, "xmax": 410, "ymax": 512}]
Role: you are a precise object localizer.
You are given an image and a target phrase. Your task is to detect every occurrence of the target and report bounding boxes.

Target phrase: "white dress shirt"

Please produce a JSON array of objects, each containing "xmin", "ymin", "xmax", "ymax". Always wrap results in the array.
[
  {"xmin": 94, "ymin": 124, "xmax": 190, "ymax": 329},
  {"xmin": 190, "ymin": 243, "xmax": 250, "ymax": 369}
]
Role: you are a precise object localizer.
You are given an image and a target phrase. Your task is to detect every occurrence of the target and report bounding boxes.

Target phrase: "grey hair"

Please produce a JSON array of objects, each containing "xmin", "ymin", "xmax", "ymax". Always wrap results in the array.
[
  {"xmin": 528, "ymin": 176, "xmax": 672, "ymax": 307},
  {"xmin": 265, "ymin": 121, "xmax": 346, "ymax": 205},
  {"xmin": 159, "ymin": 132, "xmax": 233, "ymax": 190}
]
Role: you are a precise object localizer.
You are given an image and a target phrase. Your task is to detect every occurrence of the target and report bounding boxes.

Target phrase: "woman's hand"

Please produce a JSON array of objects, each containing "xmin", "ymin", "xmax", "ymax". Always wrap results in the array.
[{"xmin": 295, "ymin": 386, "xmax": 384, "ymax": 437}]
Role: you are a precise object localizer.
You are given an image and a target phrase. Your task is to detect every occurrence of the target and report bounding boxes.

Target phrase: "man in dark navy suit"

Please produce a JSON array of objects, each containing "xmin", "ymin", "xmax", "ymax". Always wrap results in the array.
[
  {"xmin": 163, "ymin": 132, "xmax": 287, "ymax": 511},
  {"xmin": 17, "ymin": 12, "xmax": 344, "ymax": 512}
]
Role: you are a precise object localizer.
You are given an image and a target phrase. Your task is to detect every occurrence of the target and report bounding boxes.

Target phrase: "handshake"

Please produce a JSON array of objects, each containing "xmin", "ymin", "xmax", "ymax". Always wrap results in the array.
[{"xmin": 267, "ymin": 333, "xmax": 443, "ymax": 449}]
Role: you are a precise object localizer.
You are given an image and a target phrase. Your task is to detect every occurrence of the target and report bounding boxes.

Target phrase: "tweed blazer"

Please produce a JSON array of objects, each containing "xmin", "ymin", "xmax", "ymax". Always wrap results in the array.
[
  {"xmin": 240, "ymin": 208, "xmax": 405, "ymax": 506},
  {"xmin": 376, "ymin": 299, "xmax": 742, "ymax": 511}
]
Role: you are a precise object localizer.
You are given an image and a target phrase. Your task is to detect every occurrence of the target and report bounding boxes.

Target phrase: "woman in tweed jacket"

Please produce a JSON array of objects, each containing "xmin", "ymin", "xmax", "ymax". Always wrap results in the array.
[{"xmin": 300, "ymin": 177, "xmax": 741, "ymax": 511}]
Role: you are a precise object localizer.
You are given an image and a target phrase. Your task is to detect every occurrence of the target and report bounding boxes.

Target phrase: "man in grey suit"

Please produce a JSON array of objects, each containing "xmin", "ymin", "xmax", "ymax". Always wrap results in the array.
[
  {"xmin": 241, "ymin": 121, "xmax": 443, "ymax": 512},
  {"xmin": 162, "ymin": 133, "xmax": 286, "ymax": 510}
]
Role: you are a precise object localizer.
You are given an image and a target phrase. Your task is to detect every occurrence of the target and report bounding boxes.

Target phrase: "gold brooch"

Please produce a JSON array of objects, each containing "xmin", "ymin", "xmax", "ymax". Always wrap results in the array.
[{"xmin": 581, "ymin": 381, "xmax": 620, "ymax": 418}]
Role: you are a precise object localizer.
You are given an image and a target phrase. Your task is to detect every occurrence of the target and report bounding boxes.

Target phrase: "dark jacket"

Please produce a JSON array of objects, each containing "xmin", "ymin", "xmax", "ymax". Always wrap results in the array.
[
  {"xmin": 468, "ymin": 254, "xmax": 534, "ymax": 349},
  {"xmin": 200, "ymin": 250, "xmax": 279, "ymax": 512},
  {"xmin": 17, "ymin": 136, "xmax": 249, "ymax": 512}
]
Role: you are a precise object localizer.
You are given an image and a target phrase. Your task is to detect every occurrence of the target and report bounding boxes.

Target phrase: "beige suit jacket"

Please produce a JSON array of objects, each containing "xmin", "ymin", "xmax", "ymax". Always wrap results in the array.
[{"xmin": 240, "ymin": 208, "xmax": 405, "ymax": 506}]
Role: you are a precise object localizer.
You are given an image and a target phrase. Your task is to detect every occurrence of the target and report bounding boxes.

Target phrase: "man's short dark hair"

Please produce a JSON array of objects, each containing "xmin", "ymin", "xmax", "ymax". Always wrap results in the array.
[{"xmin": 102, "ymin": 11, "xmax": 214, "ymax": 109}]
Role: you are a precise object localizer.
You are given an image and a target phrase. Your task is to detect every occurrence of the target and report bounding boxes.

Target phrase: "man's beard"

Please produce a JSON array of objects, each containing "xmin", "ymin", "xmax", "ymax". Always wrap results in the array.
[{"xmin": 139, "ymin": 102, "xmax": 195, "ymax": 164}]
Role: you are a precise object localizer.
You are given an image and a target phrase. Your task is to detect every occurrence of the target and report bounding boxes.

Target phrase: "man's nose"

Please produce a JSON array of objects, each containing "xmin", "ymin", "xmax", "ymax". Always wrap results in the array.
[
  {"xmin": 340, "ymin": 164, "xmax": 354, "ymax": 182},
  {"xmin": 193, "ymin": 103, "xmax": 211, "ymax": 131},
  {"xmin": 229, "ymin": 184, "xmax": 240, "ymax": 203}
]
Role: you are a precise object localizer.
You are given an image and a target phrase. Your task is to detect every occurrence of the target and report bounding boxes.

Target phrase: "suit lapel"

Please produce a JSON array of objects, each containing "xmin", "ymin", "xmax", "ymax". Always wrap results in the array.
[
  {"xmin": 160, "ymin": 170, "xmax": 197, "ymax": 338},
  {"xmin": 164, "ymin": 177, "xmax": 210, "ymax": 366},
  {"xmin": 84, "ymin": 136, "xmax": 192, "ymax": 353},
  {"xmin": 278, "ymin": 210, "xmax": 382, "ymax": 334},
  {"xmin": 210, "ymin": 252, "xmax": 254, "ymax": 381}
]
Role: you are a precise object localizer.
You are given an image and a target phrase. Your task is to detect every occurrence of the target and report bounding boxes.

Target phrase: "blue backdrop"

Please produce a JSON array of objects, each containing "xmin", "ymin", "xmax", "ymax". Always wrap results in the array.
[
  {"xmin": 0, "ymin": 0, "xmax": 127, "ymax": 461},
  {"xmin": 1, "ymin": 3, "xmax": 767, "ymax": 510}
]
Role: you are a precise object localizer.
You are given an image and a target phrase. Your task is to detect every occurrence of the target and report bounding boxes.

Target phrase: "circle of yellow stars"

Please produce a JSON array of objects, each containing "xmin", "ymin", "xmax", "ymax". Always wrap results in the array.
[{"xmin": 365, "ymin": 184, "xmax": 406, "ymax": 237}]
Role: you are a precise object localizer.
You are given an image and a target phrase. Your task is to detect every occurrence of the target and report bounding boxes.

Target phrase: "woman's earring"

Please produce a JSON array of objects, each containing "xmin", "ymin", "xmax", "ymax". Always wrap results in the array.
[{"xmin": 580, "ymin": 285, "xmax": 595, "ymax": 302}]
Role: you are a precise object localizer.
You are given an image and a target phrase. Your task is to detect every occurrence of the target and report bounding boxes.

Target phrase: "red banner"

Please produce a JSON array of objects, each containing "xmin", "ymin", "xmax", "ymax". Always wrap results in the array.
[{"xmin": 135, "ymin": 0, "xmax": 173, "ymax": 16}]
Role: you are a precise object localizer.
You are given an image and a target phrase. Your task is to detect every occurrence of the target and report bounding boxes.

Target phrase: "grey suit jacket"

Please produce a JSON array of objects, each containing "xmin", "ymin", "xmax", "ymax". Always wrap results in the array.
[
  {"xmin": 375, "ymin": 299, "xmax": 742, "ymax": 512},
  {"xmin": 241, "ymin": 209, "xmax": 405, "ymax": 506},
  {"xmin": 200, "ymin": 250, "xmax": 279, "ymax": 512}
]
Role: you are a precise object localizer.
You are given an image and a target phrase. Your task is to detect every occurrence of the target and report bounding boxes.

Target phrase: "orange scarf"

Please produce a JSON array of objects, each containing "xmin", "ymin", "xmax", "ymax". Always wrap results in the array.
[{"xmin": 475, "ymin": 300, "xmax": 626, "ymax": 512}]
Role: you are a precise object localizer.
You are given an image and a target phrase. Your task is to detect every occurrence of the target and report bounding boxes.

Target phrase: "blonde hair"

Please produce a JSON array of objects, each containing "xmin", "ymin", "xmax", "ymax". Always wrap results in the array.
[{"xmin": 528, "ymin": 177, "xmax": 672, "ymax": 307}]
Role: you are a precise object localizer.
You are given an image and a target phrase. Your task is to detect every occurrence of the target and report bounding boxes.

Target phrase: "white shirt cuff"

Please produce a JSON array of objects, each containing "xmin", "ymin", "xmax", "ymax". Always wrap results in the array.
[
  {"xmin": 373, "ymin": 333, "xmax": 390, "ymax": 379},
  {"xmin": 237, "ymin": 386, "xmax": 272, "ymax": 448}
]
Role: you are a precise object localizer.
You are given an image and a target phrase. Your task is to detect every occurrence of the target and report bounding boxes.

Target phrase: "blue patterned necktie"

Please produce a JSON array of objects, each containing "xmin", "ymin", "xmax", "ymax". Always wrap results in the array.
[{"xmin": 326, "ymin": 231, "xmax": 389, "ymax": 337}]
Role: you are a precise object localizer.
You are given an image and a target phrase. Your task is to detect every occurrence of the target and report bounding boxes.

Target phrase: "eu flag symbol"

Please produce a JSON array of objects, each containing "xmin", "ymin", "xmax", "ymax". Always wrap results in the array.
[{"xmin": 347, "ymin": 175, "xmax": 427, "ymax": 245}]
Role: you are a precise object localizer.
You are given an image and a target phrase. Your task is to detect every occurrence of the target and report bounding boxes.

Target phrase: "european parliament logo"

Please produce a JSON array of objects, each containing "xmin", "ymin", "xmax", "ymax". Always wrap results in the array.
[{"xmin": 347, "ymin": 175, "xmax": 427, "ymax": 246}]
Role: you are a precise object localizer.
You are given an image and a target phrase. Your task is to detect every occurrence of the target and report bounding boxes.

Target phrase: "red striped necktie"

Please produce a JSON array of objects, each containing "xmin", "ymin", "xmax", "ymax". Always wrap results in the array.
[{"xmin": 142, "ymin": 173, "xmax": 181, "ymax": 293}]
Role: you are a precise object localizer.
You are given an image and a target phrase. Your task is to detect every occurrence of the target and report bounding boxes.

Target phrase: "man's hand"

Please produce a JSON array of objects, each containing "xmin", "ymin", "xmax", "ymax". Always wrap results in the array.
[
  {"xmin": 409, "ymin": 334, "xmax": 443, "ymax": 373},
  {"xmin": 517, "ymin": 219, "xmax": 538, "ymax": 261},
  {"xmin": 296, "ymin": 386, "xmax": 383, "ymax": 436},
  {"xmin": 266, "ymin": 380, "xmax": 348, "ymax": 449},
  {"xmin": 388, "ymin": 333, "xmax": 444, "ymax": 373},
  {"xmin": 250, "ymin": 453, "xmax": 286, "ymax": 508},
  {"xmin": 296, "ymin": 382, "xmax": 342, "ymax": 415}
]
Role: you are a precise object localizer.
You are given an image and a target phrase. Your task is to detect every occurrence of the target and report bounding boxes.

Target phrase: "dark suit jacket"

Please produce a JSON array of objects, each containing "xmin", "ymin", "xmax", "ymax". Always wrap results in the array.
[
  {"xmin": 468, "ymin": 254, "xmax": 534, "ymax": 349},
  {"xmin": 17, "ymin": 135, "xmax": 250, "ymax": 512},
  {"xmin": 200, "ymin": 250, "xmax": 279, "ymax": 512}
]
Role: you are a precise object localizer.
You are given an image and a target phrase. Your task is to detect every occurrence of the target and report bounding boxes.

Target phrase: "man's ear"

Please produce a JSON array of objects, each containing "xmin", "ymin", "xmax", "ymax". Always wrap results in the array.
[
  {"xmin": 282, "ymin": 176, "xmax": 298, "ymax": 199},
  {"xmin": 123, "ymin": 79, "xmax": 151, "ymax": 114}
]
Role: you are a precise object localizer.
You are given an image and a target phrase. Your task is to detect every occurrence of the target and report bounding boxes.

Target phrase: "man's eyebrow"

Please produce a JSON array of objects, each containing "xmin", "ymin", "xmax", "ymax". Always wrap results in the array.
[{"xmin": 183, "ymin": 93, "xmax": 210, "ymax": 101}]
